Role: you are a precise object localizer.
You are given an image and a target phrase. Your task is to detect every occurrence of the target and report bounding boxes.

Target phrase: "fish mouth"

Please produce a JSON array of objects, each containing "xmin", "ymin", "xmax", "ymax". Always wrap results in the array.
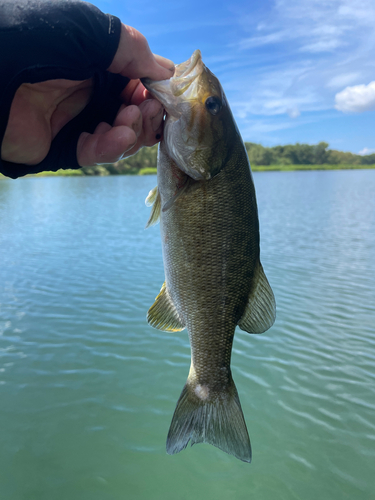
[
  {"xmin": 141, "ymin": 50, "xmax": 204, "ymax": 115},
  {"xmin": 169, "ymin": 49, "xmax": 203, "ymax": 96}
]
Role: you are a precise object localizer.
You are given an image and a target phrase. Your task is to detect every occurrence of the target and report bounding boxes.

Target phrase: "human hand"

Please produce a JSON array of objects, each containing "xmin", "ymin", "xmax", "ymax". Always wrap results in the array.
[{"xmin": 1, "ymin": 24, "xmax": 174, "ymax": 168}]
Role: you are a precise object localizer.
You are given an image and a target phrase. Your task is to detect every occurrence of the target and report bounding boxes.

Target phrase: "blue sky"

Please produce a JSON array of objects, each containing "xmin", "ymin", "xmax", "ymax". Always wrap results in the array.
[{"xmin": 92, "ymin": 0, "xmax": 375, "ymax": 154}]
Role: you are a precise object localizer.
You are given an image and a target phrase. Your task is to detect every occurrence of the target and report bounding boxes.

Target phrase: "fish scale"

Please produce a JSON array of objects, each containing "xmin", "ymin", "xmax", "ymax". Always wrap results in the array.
[{"xmin": 143, "ymin": 50, "xmax": 276, "ymax": 462}]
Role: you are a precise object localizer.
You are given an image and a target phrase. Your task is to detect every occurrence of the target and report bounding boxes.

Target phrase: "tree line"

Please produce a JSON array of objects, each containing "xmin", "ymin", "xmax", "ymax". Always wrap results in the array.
[
  {"xmin": 245, "ymin": 142, "xmax": 375, "ymax": 166},
  {"xmin": 80, "ymin": 141, "xmax": 375, "ymax": 175}
]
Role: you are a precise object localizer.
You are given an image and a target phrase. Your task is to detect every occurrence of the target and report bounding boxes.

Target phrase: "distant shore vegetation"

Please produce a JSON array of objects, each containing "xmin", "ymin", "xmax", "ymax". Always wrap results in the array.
[{"xmin": 2, "ymin": 142, "xmax": 375, "ymax": 178}]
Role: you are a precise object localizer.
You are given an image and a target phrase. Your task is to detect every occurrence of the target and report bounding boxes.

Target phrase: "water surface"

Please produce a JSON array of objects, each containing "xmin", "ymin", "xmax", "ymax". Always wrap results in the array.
[{"xmin": 0, "ymin": 170, "xmax": 374, "ymax": 500}]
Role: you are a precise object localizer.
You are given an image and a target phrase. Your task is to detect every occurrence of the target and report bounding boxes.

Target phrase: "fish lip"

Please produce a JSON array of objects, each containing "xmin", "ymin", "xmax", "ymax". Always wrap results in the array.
[
  {"xmin": 141, "ymin": 76, "xmax": 155, "ymax": 90},
  {"xmin": 142, "ymin": 49, "xmax": 202, "ymax": 88},
  {"xmin": 173, "ymin": 49, "xmax": 201, "ymax": 79},
  {"xmin": 141, "ymin": 50, "xmax": 204, "ymax": 113}
]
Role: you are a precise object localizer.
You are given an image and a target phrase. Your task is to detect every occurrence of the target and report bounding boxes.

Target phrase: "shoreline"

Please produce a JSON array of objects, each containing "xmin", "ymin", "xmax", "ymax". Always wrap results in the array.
[{"xmin": 1, "ymin": 163, "xmax": 375, "ymax": 179}]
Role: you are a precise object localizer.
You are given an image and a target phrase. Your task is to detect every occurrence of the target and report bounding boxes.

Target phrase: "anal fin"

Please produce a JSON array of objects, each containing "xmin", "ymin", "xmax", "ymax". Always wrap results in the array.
[
  {"xmin": 147, "ymin": 282, "xmax": 185, "ymax": 332},
  {"xmin": 238, "ymin": 262, "xmax": 276, "ymax": 334}
]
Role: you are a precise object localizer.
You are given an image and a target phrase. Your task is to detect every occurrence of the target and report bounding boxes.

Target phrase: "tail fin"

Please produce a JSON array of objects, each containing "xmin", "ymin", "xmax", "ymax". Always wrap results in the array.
[{"xmin": 166, "ymin": 378, "xmax": 251, "ymax": 463}]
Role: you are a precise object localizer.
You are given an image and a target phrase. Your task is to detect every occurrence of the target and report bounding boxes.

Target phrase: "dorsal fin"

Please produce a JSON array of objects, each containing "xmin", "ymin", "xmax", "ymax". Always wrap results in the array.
[
  {"xmin": 238, "ymin": 262, "xmax": 276, "ymax": 334},
  {"xmin": 147, "ymin": 282, "xmax": 185, "ymax": 332},
  {"xmin": 145, "ymin": 186, "xmax": 161, "ymax": 228}
]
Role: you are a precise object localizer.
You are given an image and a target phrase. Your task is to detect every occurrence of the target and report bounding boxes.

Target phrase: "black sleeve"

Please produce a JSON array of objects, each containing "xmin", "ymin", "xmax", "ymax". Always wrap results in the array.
[{"xmin": 0, "ymin": 0, "xmax": 129, "ymax": 179}]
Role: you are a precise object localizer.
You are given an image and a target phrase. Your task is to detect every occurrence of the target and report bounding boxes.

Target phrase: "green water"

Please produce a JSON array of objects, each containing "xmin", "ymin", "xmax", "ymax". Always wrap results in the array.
[{"xmin": 0, "ymin": 171, "xmax": 374, "ymax": 499}]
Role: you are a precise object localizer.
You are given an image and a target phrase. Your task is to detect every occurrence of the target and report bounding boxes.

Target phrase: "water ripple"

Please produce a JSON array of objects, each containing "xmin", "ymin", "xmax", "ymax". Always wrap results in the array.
[{"xmin": 1, "ymin": 172, "xmax": 375, "ymax": 499}]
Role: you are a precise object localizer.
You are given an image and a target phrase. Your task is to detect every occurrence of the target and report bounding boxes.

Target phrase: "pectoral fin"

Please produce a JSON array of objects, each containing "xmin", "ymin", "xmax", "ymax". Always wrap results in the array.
[
  {"xmin": 162, "ymin": 177, "xmax": 190, "ymax": 212},
  {"xmin": 147, "ymin": 282, "xmax": 185, "ymax": 332},
  {"xmin": 238, "ymin": 262, "xmax": 276, "ymax": 334},
  {"xmin": 145, "ymin": 186, "xmax": 161, "ymax": 228}
]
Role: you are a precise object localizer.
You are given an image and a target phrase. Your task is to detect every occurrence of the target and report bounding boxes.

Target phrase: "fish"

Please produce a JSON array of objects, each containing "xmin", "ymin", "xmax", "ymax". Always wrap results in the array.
[{"xmin": 142, "ymin": 50, "xmax": 276, "ymax": 463}]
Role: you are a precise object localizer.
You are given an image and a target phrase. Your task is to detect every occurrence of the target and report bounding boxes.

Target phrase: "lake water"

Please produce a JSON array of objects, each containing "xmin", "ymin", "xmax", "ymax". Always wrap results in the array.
[{"xmin": 0, "ymin": 170, "xmax": 374, "ymax": 500}]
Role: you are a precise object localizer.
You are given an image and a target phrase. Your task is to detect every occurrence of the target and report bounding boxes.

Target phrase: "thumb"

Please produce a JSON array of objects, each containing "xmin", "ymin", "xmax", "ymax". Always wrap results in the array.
[{"xmin": 108, "ymin": 24, "xmax": 174, "ymax": 81}]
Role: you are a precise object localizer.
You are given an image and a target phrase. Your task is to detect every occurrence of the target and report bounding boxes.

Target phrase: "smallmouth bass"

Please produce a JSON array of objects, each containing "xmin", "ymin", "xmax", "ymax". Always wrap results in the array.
[{"xmin": 142, "ymin": 50, "xmax": 275, "ymax": 463}]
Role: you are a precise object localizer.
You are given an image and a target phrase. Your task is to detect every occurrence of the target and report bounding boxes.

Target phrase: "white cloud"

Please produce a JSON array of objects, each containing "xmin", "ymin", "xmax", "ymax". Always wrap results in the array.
[
  {"xmin": 225, "ymin": 0, "xmax": 375, "ymax": 119},
  {"xmin": 235, "ymin": 113, "xmax": 324, "ymax": 145},
  {"xmin": 287, "ymin": 107, "xmax": 301, "ymax": 119},
  {"xmin": 326, "ymin": 73, "xmax": 360, "ymax": 89},
  {"xmin": 358, "ymin": 147, "xmax": 375, "ymax": 156},
  {"xmin": 226, "ymin": 62, "xmax": 326, "ymax": 119},
  {"xmin": 299, "ymin": 38, "xmax": 343, "ymax": 53},
  {"xmin": 335, "ymin": 81, "xmax": 375, "ymax": 113},
  {"xmin": 211, "ymin": 0, "xmax": 375, "ymax": 135},
  {"xmin": 237, "ymin": 30, "xmax": 291, "ymax": 50},
  {"xmin": 235, "ymin": 0, "xmax": 366, "ymax": 55}
]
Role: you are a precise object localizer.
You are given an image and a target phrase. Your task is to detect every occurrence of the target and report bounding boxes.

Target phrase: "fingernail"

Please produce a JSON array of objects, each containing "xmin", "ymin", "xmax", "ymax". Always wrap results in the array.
[
  {"xmin": 162, "ymin": 58, "xmax": 174, "ymax": 71},
  {"xmin": 123, "ymin": 137, "xmax": 137, "ymax": 154},
  {"xmin": 131, "ymin": 112, "xmax": 142, "ymax": 137},
  {"xmin": 154, "ymin": 54, "xmax": 175, "ymax": 74},
  {"xmin": 162, "ymin": 59, "xmax": 174, "ymax": 72}
]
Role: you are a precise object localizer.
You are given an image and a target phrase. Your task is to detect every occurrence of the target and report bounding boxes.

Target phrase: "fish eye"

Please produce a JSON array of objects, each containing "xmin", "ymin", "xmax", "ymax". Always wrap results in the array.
[{"xmin": 205, "ymin": 96, "xmax": 222, "ymax": 116}]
